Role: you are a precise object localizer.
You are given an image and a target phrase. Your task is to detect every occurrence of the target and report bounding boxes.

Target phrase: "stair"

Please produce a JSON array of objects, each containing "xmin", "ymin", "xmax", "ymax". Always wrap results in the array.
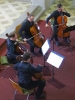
[
  {"xmin": 0, "ymin": 38, "xmax": 7, "ymax": 56},
  {"xmin": 0, "ymin": 5, "xmax": 44, "ymax": 39}
]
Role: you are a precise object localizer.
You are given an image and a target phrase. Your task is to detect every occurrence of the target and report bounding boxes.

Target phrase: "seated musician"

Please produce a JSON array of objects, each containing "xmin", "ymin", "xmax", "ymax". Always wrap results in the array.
[
  {"xmin": 14, "ymin": 52, "xmax": 46, "ymax": 99},
  {"xmin": 19, "ymin": 13, "xmax": 42, "ymax": 55},
  {"xmin": 45, "ymin": 3, "xmax": 71, "ymax": 46},
  {"xmin": 6, "ymin": 31, "xmax": 23, "ymax": 64}
]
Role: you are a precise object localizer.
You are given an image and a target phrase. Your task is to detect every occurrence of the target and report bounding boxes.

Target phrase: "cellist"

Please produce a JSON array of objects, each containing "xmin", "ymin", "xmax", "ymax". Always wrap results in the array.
[
  {"xmin": 19, "ymin": 13, "xmax": 42, "ymax": 55},
  {"xmin": 14, "ymin": 51, "xmax": 46, "ymax": 99},
  {"xmin": 45, "ymin": 3, "xmax": 71, "ymax": 46},
  {"xmin": 6, "ymin": 31, "xmax": 23, "ymax": 64}
]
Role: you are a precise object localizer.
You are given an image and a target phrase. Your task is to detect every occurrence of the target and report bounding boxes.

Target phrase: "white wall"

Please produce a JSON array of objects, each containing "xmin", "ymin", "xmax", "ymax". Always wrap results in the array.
[{"xmin": 31, "ymin": 0, "xmax": 54, "ymax": 10}]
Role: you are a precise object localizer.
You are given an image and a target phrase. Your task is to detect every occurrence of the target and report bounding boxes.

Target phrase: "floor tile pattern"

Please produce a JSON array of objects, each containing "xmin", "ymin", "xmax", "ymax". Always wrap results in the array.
[
  {"xmin": 0, "ymin": 0, "xmax": 31, "ymax": 35},
  {"xmin": 39, "ymin": 0, "xmax": 75, "ymax": 26}
]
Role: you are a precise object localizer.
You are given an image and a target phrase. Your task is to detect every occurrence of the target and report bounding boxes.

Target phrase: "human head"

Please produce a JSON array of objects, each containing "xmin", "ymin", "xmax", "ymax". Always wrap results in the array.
[
  {"xmin": 57, "ymin": 3, "xmax": 63, "ymax": 12},
  {"xmin": 23, "ymin": 52, "xmax": 31, "ymax": 61},
  {"xmin": 6, "ymin": 31, "xmax": 16, "ymax": 40},
  {"xmin": 27, "ymin": 13, "xmax": 34, "ymax": 22}
]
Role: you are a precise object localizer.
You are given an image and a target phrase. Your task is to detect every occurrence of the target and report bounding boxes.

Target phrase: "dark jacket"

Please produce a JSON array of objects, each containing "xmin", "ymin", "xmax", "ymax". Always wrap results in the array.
[
  {"xmin": 14, "ymin": 61, "xmax": 42, "ymax": 85},
  {"xmin": 46, "ymin": 10, "xmax": 71, "ymax": 25},
  {"xmin": 6, "ymin": 38, "xmax": 20, "ymax": 64},
  {"xmin": 19, "ymin": 20, "xmax": 34, "ymax": 39}
]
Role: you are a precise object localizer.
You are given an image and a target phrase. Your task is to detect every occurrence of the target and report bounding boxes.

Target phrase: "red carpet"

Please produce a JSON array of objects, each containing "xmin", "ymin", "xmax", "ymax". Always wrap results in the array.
[{"xmin": 0, "ymin": 20, "xmax": 75, "ymax": 100}]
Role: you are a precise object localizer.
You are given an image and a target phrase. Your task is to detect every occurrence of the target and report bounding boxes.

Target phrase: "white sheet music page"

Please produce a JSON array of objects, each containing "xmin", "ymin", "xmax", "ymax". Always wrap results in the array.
[{"xmin": 46, "ymin": 51, "xmax": 65, "ymax": 68}]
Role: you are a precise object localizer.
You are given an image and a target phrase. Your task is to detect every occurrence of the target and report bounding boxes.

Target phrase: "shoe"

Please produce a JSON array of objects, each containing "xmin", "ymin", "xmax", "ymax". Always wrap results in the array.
[
  {"xmin": 64, "ymin": 38, "xmax": 70, "ymax": 43},
  {"xmin": 36, "ymin": 94, "xmax": 45, "ymax": 100},
  {"xmin": 55, "ymin": 41, "xmax": 60, "ymax": 46}
]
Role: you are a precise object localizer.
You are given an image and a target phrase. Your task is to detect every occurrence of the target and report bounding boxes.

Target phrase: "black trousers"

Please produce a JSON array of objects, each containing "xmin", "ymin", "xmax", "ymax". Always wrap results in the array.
[
  {"xmin": 27, "ymin": 39, "xmax": 42, "ymax": 53},
  {"xmin": 51, "ymin": 26, "xmax": 58, "ymax": 41},
  {"xmin": 27, "ymin": 39, "xmax": 36, "ymax": 53},
  {"xmin": 7, "ymin": 55, "xmax": 20, "ymax": 64},
  {"xmin": 19, "ymin": 80, "xmax": 46, "ymax": 98},
  {"xmin": 51, "ymin": 26, "xmax": 69, "ymax": 41}
]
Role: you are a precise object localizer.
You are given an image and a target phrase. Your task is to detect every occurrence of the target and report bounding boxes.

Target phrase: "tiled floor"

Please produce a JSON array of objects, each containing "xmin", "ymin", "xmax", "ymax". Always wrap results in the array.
[
  {"xmin": 0, "ymin": 0, "xmax": 75, "ymax": 36},
  {"xmin": 0, "ymin": 0, "xmax": 31, "ymax": 35}
]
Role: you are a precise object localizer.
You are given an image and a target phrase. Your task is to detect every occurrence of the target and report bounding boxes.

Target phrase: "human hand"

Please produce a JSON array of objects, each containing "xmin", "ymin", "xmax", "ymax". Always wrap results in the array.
[
  {"xmin": 23, "ymin": 38, "xmax": 27, "ymax": 42},
  {"xmin": 38, "ymin": 64, "xmax": 43, "ymax": 67},
  {"xmin": 45, "ymin": 24, "xmax": 49, "ymax": 27},
  {"xmin": 62, "ymin": 8, "xmax": 66, "ymax": 13}
]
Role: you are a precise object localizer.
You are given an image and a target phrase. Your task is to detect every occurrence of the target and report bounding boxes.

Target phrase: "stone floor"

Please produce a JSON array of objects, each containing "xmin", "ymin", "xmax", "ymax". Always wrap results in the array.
[
  {"xmin": 0, "ymin": 0, "xmax": 75, "ymax": 37},
  {"xmin": 39, "ymin": 0, "xmax": 75, "ymax": 26},
  {"xmin": 0, "ymin": 0, "xmax": 31, "ymax": 35}
]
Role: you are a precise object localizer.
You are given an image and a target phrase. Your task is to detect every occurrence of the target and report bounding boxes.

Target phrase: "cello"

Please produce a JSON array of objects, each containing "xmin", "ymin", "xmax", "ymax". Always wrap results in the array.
[
  {"xmin": 57, "ymin": 15, "xmax": 70, "ymax": 38},
  {"xmin": 27, "ymin": 12, "xmax": 45, "ymax": 48}
]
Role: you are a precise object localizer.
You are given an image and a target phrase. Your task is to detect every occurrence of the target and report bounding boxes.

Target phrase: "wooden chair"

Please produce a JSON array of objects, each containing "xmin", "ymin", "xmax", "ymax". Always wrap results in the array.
[
  {"xmin": 0, "ymin": 56, "xmax": 17, "ymax": 78},
  {"xmin": 15, "ymin": 24, "xmax": 29, "ymax": 49},
  {"xmin": 15, "ymin": 24, "xmax": 22, "ymax": 39},
  {"xmin": 9, "ymin": 78, "xmax": 35, "ymax": 100}
]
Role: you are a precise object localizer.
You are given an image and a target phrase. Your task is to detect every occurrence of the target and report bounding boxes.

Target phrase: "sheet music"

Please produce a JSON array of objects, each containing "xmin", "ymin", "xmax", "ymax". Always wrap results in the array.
[{"xmin": 46, "ymin": 51, "xmax": 65, "ymax": 68}]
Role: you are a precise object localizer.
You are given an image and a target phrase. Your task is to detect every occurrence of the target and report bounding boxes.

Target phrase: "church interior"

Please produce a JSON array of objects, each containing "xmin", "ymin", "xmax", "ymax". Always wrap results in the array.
[{"xmin": 0, "ymin": 0, "xmax": 75, "ymax": 100}]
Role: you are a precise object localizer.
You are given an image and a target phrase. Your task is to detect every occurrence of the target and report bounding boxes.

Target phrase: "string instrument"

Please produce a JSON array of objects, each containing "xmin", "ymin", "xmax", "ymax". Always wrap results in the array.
[
  {"xmin": 14, "ymin": 41, "xmax": 27, "ymax": 55},
  {"xmin": 57, "ymin": 15, "xmax": 70, "ymax": 38},
  {"xmin": 29, "ymin": 58, "xmax": 45, "ymax": 80},
  {"xmin": 27, "ymin": 12, "xmax": 45, "ymax": 48}
]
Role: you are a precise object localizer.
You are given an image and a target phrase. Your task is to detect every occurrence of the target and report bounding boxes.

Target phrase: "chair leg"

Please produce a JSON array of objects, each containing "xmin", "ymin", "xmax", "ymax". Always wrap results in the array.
[
  {"xmin": 26, "ymin": 94, "xmax": 30, "ymax": 100},
  {"xmin": 13, "ymin": 90, "xmax": 17, "ymax": 100}
]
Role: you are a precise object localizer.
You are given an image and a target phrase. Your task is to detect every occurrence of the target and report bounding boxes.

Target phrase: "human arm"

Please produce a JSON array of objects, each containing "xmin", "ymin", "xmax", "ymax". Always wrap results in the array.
[
  {"xmin": 62, "ymin": 9, "xmax": 71, "ymax": 17},
  {"xmin": 28, "ymin": 64, "xmax": 43, "ymax": 74},
  {"xmin": 14, "ymin": 62, "xmax": 20, "ymax": 70},
  {"xmin": 19, "ymin": 22, "xmax": 27, "ymax": 39},
  {"xmin": 45, "ymin": 11, "xmax": 55, "ymax": 27}
]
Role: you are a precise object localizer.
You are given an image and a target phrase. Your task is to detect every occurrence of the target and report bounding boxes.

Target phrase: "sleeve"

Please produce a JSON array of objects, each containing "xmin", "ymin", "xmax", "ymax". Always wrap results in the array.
[
  {"xmin": 28, "ymin": 64, "xmax": 42, "ymax": 74},
  {"xmin": 9, "ymin": 45, "xmax": 18, "ymax": 58},
  {"xmin": 46, "ymin": 12, "xmax": 55, "ymax": 24},
  {"xmin": 14, "ymin": 63, "xmax": 19, "ymax": 70},
  {"xmin": 63, "ymin": 12, "xmax": 71, "ymax": 17},
  {"xmin": 19, "ymin": 22, "xmax": 27, "ymax": 39}
]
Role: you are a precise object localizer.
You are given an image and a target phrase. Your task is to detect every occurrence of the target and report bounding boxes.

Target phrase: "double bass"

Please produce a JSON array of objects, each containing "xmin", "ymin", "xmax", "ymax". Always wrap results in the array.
[
  {"xmin": 57, "ymin": 15, "xmax": 70, "ymax": 38},
  {"xmin": 27, "ymin": 12, "xmax": 45, "ymax": 48}
]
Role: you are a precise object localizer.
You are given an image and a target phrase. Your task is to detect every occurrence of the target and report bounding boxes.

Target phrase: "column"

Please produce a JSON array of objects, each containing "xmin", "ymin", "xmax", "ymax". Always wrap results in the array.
[
  {"xmin": 31, "ymin": 0, "xmax": 54, "ymax": 10},
  {"xmin": 73, "ymin": 0, "xmax": 75, "ymax": 6}
]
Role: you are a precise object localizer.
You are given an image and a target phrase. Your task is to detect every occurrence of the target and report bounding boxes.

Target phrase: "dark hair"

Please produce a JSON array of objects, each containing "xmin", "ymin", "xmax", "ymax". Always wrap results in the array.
[
  {"xmin": 6, "ymin": 31, "xmax": 15, "ymax": 38},
  {"xmin": 27, "ymin": 12, "xmax": 34, "ymax": 18},
  {"xmin": 57, "ymin": 3, "xmax": 62, "ymax": 8},
  {"xmin": 23, "ymin": 52, "xmax": 31, "ymax": 61}
]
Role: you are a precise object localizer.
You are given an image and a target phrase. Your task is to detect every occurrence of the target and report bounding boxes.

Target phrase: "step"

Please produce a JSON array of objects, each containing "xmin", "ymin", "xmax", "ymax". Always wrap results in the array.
[
  {"xmin": 0, "ymin": 43, "xmax": 7, "ymax": 56},
  {"xmin": 0, "ymin": 5, "xmax": 39, "ymax": 39},
  {"xmin": 0, "ymin": 38, "xmax": 6, "ymax": 50}
]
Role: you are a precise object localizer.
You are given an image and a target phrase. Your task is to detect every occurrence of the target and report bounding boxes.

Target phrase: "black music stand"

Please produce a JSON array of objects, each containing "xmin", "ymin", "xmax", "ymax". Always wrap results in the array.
[
  {"xmin": 46, "ymin": 51, "xmax": 65, "ymax": 87},
  {"xmin": 41, "ymin": 39, "xmax": 51, "ymax": 75}
]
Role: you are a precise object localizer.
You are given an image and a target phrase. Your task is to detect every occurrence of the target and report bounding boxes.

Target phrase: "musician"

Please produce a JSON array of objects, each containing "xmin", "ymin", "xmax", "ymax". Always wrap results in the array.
[
  {"xmin": 45, "ymin": 3, "xmax": 71, "ymax": 46},
  {"xmin": 19, "ymin": 14, "xmax": 42, "ymax": 55},
  {"xmin": 6, "ymin": 31, "xmax": 22, "ymax": 64},
  {"xmin": 14, "ymin": 52, "xmax": 46, "ymax": 99}
]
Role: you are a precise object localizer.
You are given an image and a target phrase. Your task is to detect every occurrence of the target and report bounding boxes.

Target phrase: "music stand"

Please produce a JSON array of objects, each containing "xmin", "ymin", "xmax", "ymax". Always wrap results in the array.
[
  {"xmin": 41, "ymin": 39, "xmax": 51, "ymax": 73},
  {"xmin": 46, "ymin": 51, "xmax": 65, "ymax": 86}
]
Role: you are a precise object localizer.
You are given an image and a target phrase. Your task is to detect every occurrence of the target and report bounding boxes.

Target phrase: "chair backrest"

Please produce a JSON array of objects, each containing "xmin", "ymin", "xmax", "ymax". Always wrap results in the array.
[
  {"xmin": 9, "ymin": 78, "xmax": 23, "ymax": 94},
  {"xmin": 15, "ymin": 24, "xmax": 22, "ymax": 39},
  {"xmin": 0, "ymin": 56, "xmax": 9, "ymax": 65}
]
